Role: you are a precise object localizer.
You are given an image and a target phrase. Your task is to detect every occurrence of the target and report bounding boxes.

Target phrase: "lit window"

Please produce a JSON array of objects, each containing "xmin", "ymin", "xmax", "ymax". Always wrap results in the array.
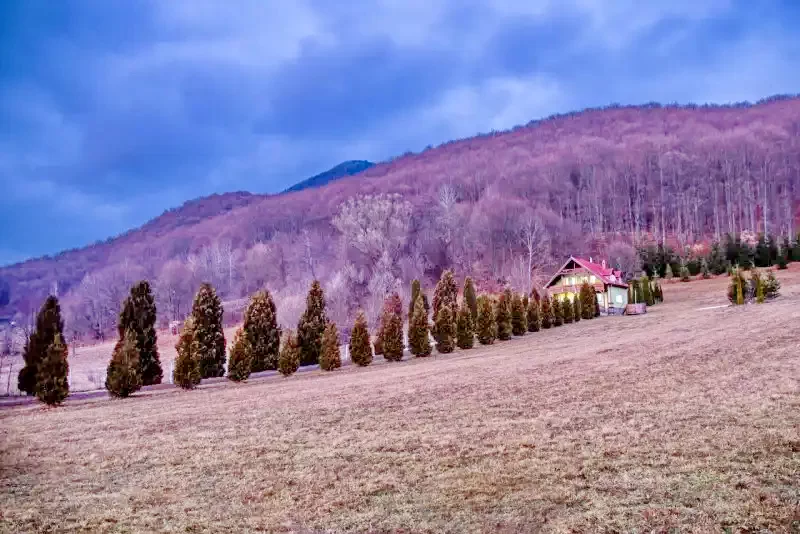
[
  {"xmin": 589, "ymin": 275, "xmax": 596, "ymax": 283},
  {"xmin": 615, "ymin": 295, "xmax": 623, "ymax": 303}
]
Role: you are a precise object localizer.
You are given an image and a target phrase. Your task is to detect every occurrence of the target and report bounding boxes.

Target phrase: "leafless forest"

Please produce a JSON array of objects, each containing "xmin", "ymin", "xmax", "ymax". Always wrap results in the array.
[{"xmin": 2, "ymin": 96, "xmax": 800, "ymax": 343}]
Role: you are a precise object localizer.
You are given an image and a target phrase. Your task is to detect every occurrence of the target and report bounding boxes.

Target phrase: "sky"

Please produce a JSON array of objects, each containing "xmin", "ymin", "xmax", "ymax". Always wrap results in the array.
[{"xmin": 1, "ymin": 0, "xmax": 799, "ymax": 266}]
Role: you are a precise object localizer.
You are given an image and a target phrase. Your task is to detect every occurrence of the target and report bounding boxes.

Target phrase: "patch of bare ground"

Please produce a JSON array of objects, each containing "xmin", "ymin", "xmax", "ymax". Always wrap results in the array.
[{"xmin": 2, "ymin": 270, "xmax": 799, "ymax": 532}]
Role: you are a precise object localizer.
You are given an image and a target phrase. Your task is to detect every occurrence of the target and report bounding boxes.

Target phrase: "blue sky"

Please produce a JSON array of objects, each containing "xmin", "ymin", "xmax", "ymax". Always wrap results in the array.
[{"xmin": 1, "ymin": 0, "xmax": 799, "ymax": 265}]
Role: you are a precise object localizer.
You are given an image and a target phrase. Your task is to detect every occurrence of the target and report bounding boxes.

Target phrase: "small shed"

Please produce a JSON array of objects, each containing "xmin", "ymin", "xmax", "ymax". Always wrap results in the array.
[{"xmin": 544, "ymin": 256, "xmax": 629, "ymax": 315}]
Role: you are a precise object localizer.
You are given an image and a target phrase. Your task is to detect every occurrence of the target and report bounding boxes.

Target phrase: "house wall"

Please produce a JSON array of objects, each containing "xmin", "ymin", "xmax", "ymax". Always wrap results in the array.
[{"xmin": 608, "ymin": 286, "xmax": 628, "ymax": 310}]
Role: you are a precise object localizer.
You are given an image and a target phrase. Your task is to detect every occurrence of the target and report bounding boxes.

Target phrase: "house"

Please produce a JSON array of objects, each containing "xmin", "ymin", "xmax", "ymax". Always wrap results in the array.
[{"xmin": 544, "ymin": 256, "xmax": 629, "ymax": 315}]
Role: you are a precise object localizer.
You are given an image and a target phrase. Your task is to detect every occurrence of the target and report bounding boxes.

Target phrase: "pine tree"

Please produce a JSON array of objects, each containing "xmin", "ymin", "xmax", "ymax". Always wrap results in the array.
[
  {"xmin": 435, "ymin": 305, "xmax": 456, "ymax": 353},
  {"xmin": 320, "ymin": 322, "xmax": 342, "ymax": 371},
  {"xmin": 349, "ymin": 311, "xmax": 373, "ymax": 366},
  {"xmin": 562, "ymin": 297, "xmax": 574, "ymax": 324},
  {"xmin": 701, "ymin": 258, "xmax": 711, "ymax": 279},
  {"xmin": 476, "ymin": 295, "xmax": 497, "ymax": 345},
  {"xmin": 432, "ymin": 270, "xmax": 458, "ymax": 342},
  {"xmin": 463, "ymin": 277, "xmax": 478, "ymax": 325},
  {"xmin": 173, "ymin": 318, "xmax": 201, "ymax": 389},
  {"xmin": 106, "ymin": 328, "xmax": 142, "ymax": 397},
  {"xmin": 278, "ymin": 330, "xmax": 301, "ymax": 376},
  {"xmin": 227, "ymin": 328, "xmax": 252, "ymax": 382},
  {"xmin": 244, "ymin": 290, "xmax": 281, "ymax": 372},
  {"xmin": 510, "ymin": 293, "xmax": 528, "ymax": 335},
  {"xmin": 572, "ymin": 296, "xmax": 581, "ymax": 322},
  {"xmin": 382, "ymin": 309, "xmax": 404, "ymax": 362},
  {"xmin": 376, "ymin": 292, "xmax": 402, "ymax": 357},
  {"xmin": 36, "ymin": 334, "xmax": 69, "ymax": 406},
  {"xmin": 527, "ymin": 298, "xmax": 541, "ymax": 332},
  {"xmin": 764, "ymin": 269, "xmax": 781, "ymax": 299},
  {"xmin": 191, "ymin": 283, "xmax": 226, "ymax": 379},
  {"xmin": 665, "ymin": 263, "xmax": 674, "ymax": 280},
  {"xmin": 18, "ymin": 295, "xmax": 64, "ymax": 395},
  {"xmin": 456, "ymin": 307, "xmax": 474, "ymax": 349},
  {"xmin": 579, "ymin": 282, "xmax": 595, "ymax": 320},
  {"xmin": 297, "ymin": 280, "xmax": 327, "ymax": 367},
  {"xmin": 118, "ymin": 281, "xmax": 162, "ymax": 386},
  {"xmin": 552, "ymin": 297, "xmax": 564, "ymax": 327},
  {"xmin": 540, "ymin": 295, "xmax": 553, "ymax": 328},
  {"xmin": 495, "ymin": 291, "xmax": 512, "ymax": 340},
  {"xmin": 408, "ymin": 279, "xmax": 430, "ymax": 320},
  {"xmin": 408, "ymin": 295, "xmax": 432, "ymax": 357}
]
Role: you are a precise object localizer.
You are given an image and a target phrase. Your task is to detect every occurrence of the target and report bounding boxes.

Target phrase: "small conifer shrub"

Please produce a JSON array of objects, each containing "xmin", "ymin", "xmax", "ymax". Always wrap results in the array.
[
  {"xmin": 572, "ymin": 297, "xmax": 581, "ymax": 322},
  {"xmin": 297, "ymin": 280, "xmax": 327, "ymax": 366},
  {"xmin": 278, "ymin": 330, "xmax": 301, "ymax": 376},
  {"xmin": 349, "ymin": 311, "xmax": 373, "ymax": 366},
  {"xmin": 382, "ymin": 310, "xmax": 404, "ymax": 362},
  {"xmin": 106, "ymin": 329, "xmax": 143, "ymax": 397},
  {"xmin": 701, "ymin": 258, "xmax": 711, "ymax": 279},
  {"xmin": 751, "ymin": 269, "xmax": 765, "ymax": 303},
  {"xmin": 432, "ymin": 270, "xmax": 458, "ymax": 342},
  {"xmin": 562, "ymin": 297, "xmax": 574, "ymax": 324},
  {"xmin": 227, "ymin": 328, "xmax": 252, "ymax": 382},
  {"xmin": 244, "ymin": 290, "xmax": 281, "ymax": 372},
  {"xmin": 727, "ymin": 268, "xmax": 747, "ymax": 305},
  {"xmin": 435, "ymin": 305, "xmax": 456, "ymax": 353},
  {"xmin": 320, "ymin": 322, "xmax": 342, "ymax": 371},
  {"xmin": 527, "ymin": 298, "xmax": 541, "ymax": 332},
  {"xmin": 540, "ymin": 295, "xmax": 553, "ymax": 328},
  {"xmin": 680, "ymin": 260, "xmax": 691, "ymax": 282},
  {"xmin": 408, "ymin": 295, "xmax": 432, "ymax": 357},
  {"xmin": 510, "ymin": 293, "xmax": 527, "ymax": 335},
  {"xmin": 764, "ymin": 269, "xmax": 781, "ymax": 299},
  {"xmin": 118, "ymin": 281, "xmax": 163, "ymax": 386},
  {"xmin": 476, "ymin": 295, "xmax": 497, "ymax": 345},
  {"xmin": 191, "ymin": 283, "xmax": 226, "ymax": 379},
  {"xmin": 174, "ymin": 318, "xmax": 201, "ymax": 389},
  {"xmin": 579, "ymin": 282, "xmax": 595, "ymax": 320},
  {"xmin": 408, "ymin": 279, "xmax": 430, "ymax": 321},
  {"xmin": 553, "ymin": 297, "xmax": 564, "ymax": 327},
  {"xmin": 495, "ymin": 292, "xmax": 513, "ymax": 340},
  {"xmin": 19, "ymin": 295, "xmax": 64, "ymax": 396},
  {"xmin": 463, "ymin": 277, "xmax": 478, "ymax": 325},
  {"xmin": 36, "ymin": 334, "xmax": 69, "ymax": 406},
  {"xmin": 641, "ymin": 276, "xmax": 654, "ymax": 306},
  {"xmin": 456, "ymin": 307, "xmax": 474, "ymax": 349}
]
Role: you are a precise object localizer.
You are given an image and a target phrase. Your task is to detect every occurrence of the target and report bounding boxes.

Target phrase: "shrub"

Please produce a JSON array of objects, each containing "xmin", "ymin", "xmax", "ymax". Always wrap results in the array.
[
  {"xmin": 641, "ymin": 276, "xmax": 654, "ymax": 306},
  {"xmin": 320, "ymin": 322, "xmax": 342, "ymax": 371},
  {"xmin": 527, "ymin": 298, "xmax": 540, "ymax": 332},
  {"xmin": 408, "ymin": 279, "xmax": 430, "ymax": 321},
  {"xmin": 227, "ymin": 328, "xmax": 252, "ymax": 382},
  {"xmin": 409, "ymin": 295, "xmax": 432, "ymax": 357},
  {"xmin": 456, "ymin": 307, "xmax": 474, "ymax": 349},
  {"xmin": 680, "ymin": 260, "xmax": 691, "ymax": 282},
  {"xmin": 191, "ymin": 283, "xmax": 226, "ymax": 379},
  {"xmin": 36, "ymin": 334, "xmax": 69, "ymax": 406},
  {"xmin": 244, "ymin": 290, "xmax": 281, "ymax": 372},
  {"xmin": 19, "ymin": 295, "xmax": 64, "ymax": 396},
  {"xmin": 701, "ymin": 258, "xmax": 711, "ymax": 279},
  {"xmin": 764, "ymin": 270, "xmax": 781, "ymax": 299},
  {"xmin": 552, "ymin": 297, "xmax": 563, "ymax": 327},
  {"xmin": 432, "ymin": 270, "xmax": 458, "ymax": 342},
  {"xmin": 278, "ymin": 331, "xmax": 301, "ymax": 376},
  {"xmin": 463, "ymin": 277, "xmax": 478, "ymax": 325},
  {"xmin": 562, "ymin": 297, "xmax": 574, "ymax": 324},
  {"xmin": 476, "ymin": 295, "xmax": 497, "ymax": 345},
  {"xmin": 664, "ymin": 264, "xmax": 674, "ymax": 280},
  {"xmin": 572, "ymin": 296, "xmax": 581, "ymax": 322},
  {"xmin": 540, "ymin": 295, "xmax": 553, "ymax": 328},
  {"xmin": 727, "ymin": 269, "xmax": 747, "ymax": 305},
  {"xmin": 173, "ymin": 318, "xmax": 201, "ymax": 389},
  {"xmin": 106, "ymin": 328, "xmax": 143, "ymax": 397},
  {"xmin": 495, "ymin": 291, "xmax": 512, "ymax": 340},
  {"xmin": 435, "ymin": 305, "xmax": 456, "ymax": 353},
  {"xmin": 349, "ymin": 311, "xmax": 373, "ymax": 366},
  {"xmin": 297, "ymin": 280, "xmax": 327, "ymax": 366},
  {"xmin": 118, "ymin": 281, "xmax": 162, "ymax": 386},
  {"xmin": 579, "ymin": 283, "xmax": 595, "ymax": 320},
  {"xmin": 382, "ymin": 310, "xmax": 404, "ymax": 362},
  {"xmin": 510, "ymin": 293, "xmax": 527, "ymax": 335},
  {"xmin": 751, "ymin": 269, "xmax": 765, "ymax": 303}
]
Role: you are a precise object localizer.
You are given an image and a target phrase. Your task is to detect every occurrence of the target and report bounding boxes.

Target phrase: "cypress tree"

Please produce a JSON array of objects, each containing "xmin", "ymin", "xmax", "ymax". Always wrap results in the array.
[
  {"xmin": 540, "ymin": 295, "xmax": 553, "ymax": 328},
  {"xmin": 456, "ymin": 307, "xmax": 474, "ymax": 349},
  {"xmin": 511, "ymin": 293, "xmax": 527, "ymax": 335},
  {"xmin": 751, "ymin": 270, "xmax": 765, "ymax": 304},
  {"xmin": 476, "ymin": 295, "xmax": 497, "ymax": 345},
  {"xmin": 376, "ymin": 292, "xmax": 402, "ymax": 357},
  {"xmin": 19, "ymin": 295, "xmax": 64, "ymax": 396},
  {"xmin": 572, "ymin": 296, "xmax": 581, "ymax": 322},
  {"xmin": 527, "ymin": 298, "xmax": 541, "ymax": 332},
  {"xmin": 562, "ymin": 297, "xmax": 574, "ymax": 324},
  {"xmin": 118, "ymin": 281, "xmax": 162, "ymax": 386},
  {"xmin": 382, "ymin": 309, "xmax": 404, "ymax": 362},
  {"xmin": 173, "ymin": 318, "xmax": 201, "ymax": 389},
  {"xmin": 227, "ymin": 328, "xmax": 252, "ymax": 382},
  {"xmin": 580, "ymin": 282, "xmax": 595, "ymax": 320},
  {"xmin": 36, "ymin": 334, "xmax": 69, "ymax": 406},
  {"xmin": 349, "ymin": 311, "xmax": 373, "ymax": 366},
  {"xmin": 408, "ymin": 295, "xmax": 432, "ymax": 357},
  {"xmin": 244, "ymin": 290, "xmax": 281, "ymax": 372},
  {"xmin": 408, "ymin": 279, "xmax": 430, "ymax": 320},
  {"xmin": 106, "ymin": 328, "xmax": 142, "ymax": 397},
  {"xmin": 495, "ymin": 291, "xmax": 512, "ymax": 340},
  {"xmin": 552, "ymin": 297, "xmax": 564, "ymax": 327},
  {"xmin": 320, "ymin": 322, "xmax": 342, "ymax": 371},
  {"xmin": 435, "ymin": 305, "xmax": 456, "ymax": 353},
  {"xmin": 432, "ymin": 270, "xmax": 458, "ymax": 342},
  {"xmin": 278, "ymin": 330, "xmax": 301, "ymax": 376},
  {"xmin": 728, "ymin": 269, "xmax": 747, "ymax": 305},
  {"xmin": 463, "ymin": 277, "xmax": 478, "ymax": 325},
  {"xmin": 641, "ymin": 276, "xmax": 654, "ymax": 306},
  {"xmin": 764, "ymin": 269, "xmax": 781, "ymax": 299},
  {"xmin": 191, "ymin": 283, "xmax": 226, "ymax": 378},
  {"xmin": 297, "ymin": 280, "xmax": 327, "ymax": 366}
]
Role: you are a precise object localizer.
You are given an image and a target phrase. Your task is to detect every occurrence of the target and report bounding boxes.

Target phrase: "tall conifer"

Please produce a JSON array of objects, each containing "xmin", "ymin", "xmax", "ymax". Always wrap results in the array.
[
  {"xmin": 173, "ymin": 318, "xmax": 201, "ymax": 389},
  {"xmin": 278, "ymin": 330, "xmax": 301, "ymax": 376},
  {"xmin": 510, "ymin": 293, "xmax": 527, "ymax": 335},
  {"xmin": 456, "ymin": 307, "xmax": 474, "ymax": 349},
  {"xmin": 36, "ymin": 334, "xmax": 69, "ymax": 406},
  {"xmin": 540, "ymin": 295, "xmax": 554, "ymax": 328},
  {"xmin": 118, "ymin": 281, "xmax": 162, "ymax": 386},
  {"xmin": 297, "ymin": 280, "xmax": 327, "ymax": 366},
  {"xmin": 527, "ymin": 298, "xmax": 541, "ymax": 332},
  {"xmin": 495, "ymin": 291, "xmax": 512, "ymax": 340},
  {"xmin": 349, "ymin": 311, "xmax": 373, "ymax": 366},
  {"xmin": 227, "ymin": 328, "xmax": 252, "ymax": 382},
  {"xmin": 244, "ymin": 290, "xmax": 281, "ymax": 372},
  {"xmin": 320, "ymin": 322, "xmax": 342, "ymax": 371},
  {"xmin": 476, "ymin": 295, "xmax": 497, "ymax": 345},
  {"xmin": 463, "ymin": 277, "xmax": 478, "ymax": 325},
  {"xmin": 408, "ymin": 295, "xmax": 432, "ymax": 357},
  {"xmin": 19, "ymin": 296, "xmax": 64, "ymax": 395},
  {"xmin": 435, "ymin": 305, "xmax": 456, "ymax": 353},
  {"xmin": 106, "ymin": 328, "xmax": 142, "ymax": 397}
]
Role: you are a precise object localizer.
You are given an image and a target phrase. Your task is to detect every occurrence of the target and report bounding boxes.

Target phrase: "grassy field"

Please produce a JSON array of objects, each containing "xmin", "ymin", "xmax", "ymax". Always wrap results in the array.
[{"xmin": 1, "ymin": 272, "xmax": 799, "ymax": 533}]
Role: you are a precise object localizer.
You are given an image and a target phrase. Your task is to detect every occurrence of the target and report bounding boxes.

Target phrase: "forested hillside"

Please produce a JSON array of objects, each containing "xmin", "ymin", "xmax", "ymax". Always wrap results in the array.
[{"xmin": 2, "ymin": 96, "xmax": 800, "ymax": 339}]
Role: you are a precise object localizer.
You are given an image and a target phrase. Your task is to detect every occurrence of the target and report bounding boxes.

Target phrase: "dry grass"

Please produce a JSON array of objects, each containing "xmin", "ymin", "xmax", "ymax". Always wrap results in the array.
[{"xmin": 2, "ymin": 271, "xmax": 799, "ymax": 533}]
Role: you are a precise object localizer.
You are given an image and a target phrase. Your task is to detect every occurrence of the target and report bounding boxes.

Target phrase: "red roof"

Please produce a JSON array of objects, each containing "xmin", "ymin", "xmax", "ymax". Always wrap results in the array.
[{"xmin": 546, "ymin": 256, "xmax": 628, "ymax": 289}]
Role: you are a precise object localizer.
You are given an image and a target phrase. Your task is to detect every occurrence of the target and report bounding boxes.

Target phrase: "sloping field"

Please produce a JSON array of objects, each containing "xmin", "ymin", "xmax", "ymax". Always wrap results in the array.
[{"xmin": 1, "ymin": 273, "xmax": 799, "ymax": 533}]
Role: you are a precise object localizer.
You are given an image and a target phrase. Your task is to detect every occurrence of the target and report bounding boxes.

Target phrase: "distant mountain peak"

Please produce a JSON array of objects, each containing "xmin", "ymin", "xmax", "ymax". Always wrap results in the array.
[{"xmin": 283, "ymin": 160, "xmax": 374, "ymax": 193}]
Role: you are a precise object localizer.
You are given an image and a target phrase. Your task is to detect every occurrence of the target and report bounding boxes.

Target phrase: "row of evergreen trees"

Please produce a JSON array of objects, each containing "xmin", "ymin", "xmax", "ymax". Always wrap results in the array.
[
  {"xmin": 727, "ymin": 268, "xmax": 781, "ymax": 305},
  {"xmin": 627, "ymin": 277, "xmax": 664, "ymax": 306}
]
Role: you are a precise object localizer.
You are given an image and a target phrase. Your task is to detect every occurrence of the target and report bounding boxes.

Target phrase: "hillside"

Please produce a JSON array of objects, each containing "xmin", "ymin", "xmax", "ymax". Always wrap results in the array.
[
  {"xmin": 2, "ymin": 96, "xmax": 800, "ymax": 336},
  {"xmin": 282, "ymin": 160, "xmax": 374, "ymax": 193}
]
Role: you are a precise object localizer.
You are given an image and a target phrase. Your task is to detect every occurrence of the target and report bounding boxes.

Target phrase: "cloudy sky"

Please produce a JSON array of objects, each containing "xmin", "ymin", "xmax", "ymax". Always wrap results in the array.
[{"xmin": 1, "ymin": 0, "xmax": 798, "ymax": 265}]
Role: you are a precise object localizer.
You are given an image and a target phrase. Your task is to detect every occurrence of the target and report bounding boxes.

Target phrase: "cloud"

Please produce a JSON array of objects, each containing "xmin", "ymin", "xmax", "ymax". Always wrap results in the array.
[{"xmin": 0, "ymin": 0, "xmax": 797, "ymax": 264}]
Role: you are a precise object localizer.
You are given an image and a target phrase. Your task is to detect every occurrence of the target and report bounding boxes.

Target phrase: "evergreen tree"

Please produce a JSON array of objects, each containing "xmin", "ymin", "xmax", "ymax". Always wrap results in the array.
[
  {"xmin": 349, "ymin": 311, "xmax": 373, "ymax": 366},
  {"xmin": 106, "ymin": 328, "xmax": 142, "ymax": 397},
  {"xmin": 764, "ymin": 269, "xmax": 781, "ymax": 299},
  {"xmin": 226, "ymin": 328, "xmax": 252, "ymax": 382},
  {"xmin": 435, "ymin": 305, "xmax": 456, "ymax": 353},
  {"xmin": 777, "ymin": 241, "xmax": 789, "ymax": 270},
  {"xmin": 375, "ymin": 292, "xmax": 402, "ymax": 357},
  {"xmin": 408, "ymin": 295, "xmax": 432, "ymax": 357},
  {"xmin": 432, "ymin": 270, "xmax": 458, "ymax": 342},
  {"xmin": 278, "ymin": 330, "xmax": 301, "ymax": 376},
  {"xmin": 579, "ymin": 282, "xmax": 595, "ymax": 320},
  {"xmin": 755, "ymin": 234, "xmax": 771, "ymax": 267},
  {"xmin": 297, "ymin": 280, "xmax": 327, "ymax": 366},
  {"xmin": 244, "ymin": 290, "xmax": 281, "ymax": 372},
  {"xmin": 382, "ymin": 309, "xmax": 404, "ymax": 362},
  {"xmin": 540, "ymin": 295, "xmax": 553, "ymax": 328},
  {"xmin": 727, "ymin": 269, "xmax": 747, "ymax": 305},
  {"xmin": 562, "ymin": 297, "xmax": 574, "ymax": 324},
  {"xmin": 572, "ymin": 296, "xmax": 581, "ymax": 322},
  {"xmin": 707, "ymin": 242, "xmax": 728, "ymax": 275},
  {"xmin": 36, "ymin": 334, "xmax": 69, "ymax": 406},
  {"xmin": 510, "ymin": 293, "xmax": 528, "ymax": 335},
  {"xmin": 476, "ymin": 295, "xmax": 497, "ymax": 345},
  {"xmin": 463, "ymin": 277, "xmax": 478, "ymax": 325},
  {"xmin": 641, "ymin": 276, "xmax": 654, "ymax": 305},
  {"xmin": 408, "ymin": 279, "xmax": 430, "ymax": 320},
  {"xmin": 664, "ymin": 263, "xmax": 674, "ymax": 280},
  {"xmin": 191, "ymin": 283, "xmax": 226, "ymax": 379},
  {"xmin": 495, "ymin": 291, "xmax": 512, "ymax": 340},
  {"xmin": 118, "ymin": 281, "xmax": 162, "ymax": 386},
  {"xmin": 456, "ymin": 307, "xmax": 474, "ymax": 349},
  {"xmin": 173, "ymin": 318, "xmax": 201, "ymax": 389},
  {"xmin": 552, "ymin": 297, "xmax": 564, "ymax": 327},
  {"xmin": 527, "ymin": 298, "xmax": 541, "ymax": 332},
  {"xmin": 679, "ymin": 260, "xmax": 690, "ymax": 282},
  {"xmin": 18, "ymin": 295, "xmax": 64, "ymax": 395},
  {"xmin": 701, "ymin": 258, "xmax": 711, "ymax": 279},
  {"xmin": 751, "ymin": 270, "xmax": 765, "ymax": 303},
  {"xmin": 320, "ymin": 322, "xmax": 342, "ymax": 371}
]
